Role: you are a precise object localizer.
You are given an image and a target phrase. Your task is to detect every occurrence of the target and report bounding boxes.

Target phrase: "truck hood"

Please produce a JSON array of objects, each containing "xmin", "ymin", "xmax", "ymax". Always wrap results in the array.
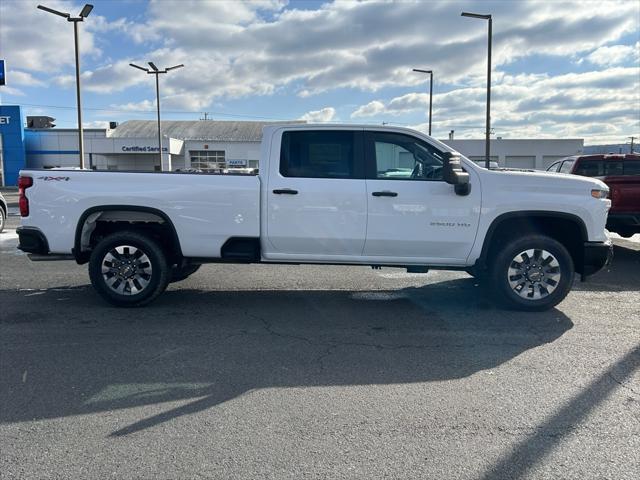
[{"xmin": 484, "ymin": 168, "xmax": 608, "ymax": 192}]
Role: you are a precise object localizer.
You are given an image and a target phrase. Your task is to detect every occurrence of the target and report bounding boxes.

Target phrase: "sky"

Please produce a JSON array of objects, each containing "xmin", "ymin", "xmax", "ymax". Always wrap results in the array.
[{"xmin": 0, "ymin": 0, "xmax": 638, "ymax": 144}]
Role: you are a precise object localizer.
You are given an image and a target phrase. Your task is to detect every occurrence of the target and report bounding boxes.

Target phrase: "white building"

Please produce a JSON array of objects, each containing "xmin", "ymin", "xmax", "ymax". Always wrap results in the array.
[
  {"xmin": 25, "ymin": 120, "xmax": 294, "ymax": 172},
  {"xmin": 444, "ymin": 138, "xmax": 584, "ymax": 170},
  {"xmin": 24, "ymin": 120, "xmax": 583, "ymax": 172}
]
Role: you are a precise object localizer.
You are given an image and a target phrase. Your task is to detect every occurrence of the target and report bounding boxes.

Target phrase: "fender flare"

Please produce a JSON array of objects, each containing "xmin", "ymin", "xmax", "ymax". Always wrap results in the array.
[
  {"xmin": 73, "ymin": 205, "xmax": 183, "ymax": 263},
  {"xmin": 477, "ymin": 210, "xmax": 588, "ymax": 266}
]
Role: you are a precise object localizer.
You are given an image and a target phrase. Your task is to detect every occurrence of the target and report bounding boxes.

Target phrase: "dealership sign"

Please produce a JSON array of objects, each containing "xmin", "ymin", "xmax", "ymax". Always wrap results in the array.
[
  {"xmin": 121, "ymin": 145, "xmax": 168, "ymax": 153},
  {"xmin": 0, "ymin": 116, "xmax": 10, "ymax": 125},
  {"xmin": 227, "ymin": 159, "xmax": 247, "ymax": 166}
]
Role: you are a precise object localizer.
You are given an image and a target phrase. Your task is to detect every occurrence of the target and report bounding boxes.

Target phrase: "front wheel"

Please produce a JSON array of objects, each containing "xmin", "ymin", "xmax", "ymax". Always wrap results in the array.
[
  {"xmin": 88, "ymin": 231, "xmax": 170, "ymax": 307},
  {"xmin": 490, "ymin": 235, "xmax": 574, "ymax": 311},
  {"xmin": 0, "ymin": 207, "xmax": 5, "ymax": 233}
]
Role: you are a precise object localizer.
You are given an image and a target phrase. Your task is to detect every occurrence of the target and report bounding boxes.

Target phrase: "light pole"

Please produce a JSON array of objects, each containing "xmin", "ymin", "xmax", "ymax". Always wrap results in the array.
[
  {"xmin": 461, "ymin": 11, "xmax": 492, "ymax": 169},
  {"xmin": 412, "ymin": 69, "xmax": 433, "ymax": 136},
  {"xmin": 129, "ymin": 62, "xmax": 184, "ymax": 171},
  {"xmin": 38, "ymin": 4, "xmax": 93, "ymax": 169}
]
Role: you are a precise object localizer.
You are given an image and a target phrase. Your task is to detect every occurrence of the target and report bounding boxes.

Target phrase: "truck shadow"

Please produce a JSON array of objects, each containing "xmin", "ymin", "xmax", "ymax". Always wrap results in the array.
[
  {"xmin": 0, "ymin": 278, "xmax": 574, "ymax": 437},
  {"xmin": 573, "ymin": 244, "xmax": 640, "ymax": 292}
]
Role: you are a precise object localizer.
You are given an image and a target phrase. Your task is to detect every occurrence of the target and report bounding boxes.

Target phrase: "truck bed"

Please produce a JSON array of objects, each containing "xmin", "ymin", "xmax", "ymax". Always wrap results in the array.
[{"xmin": 19, "ymin": 170, "xmax": 261, "ymax": 257}]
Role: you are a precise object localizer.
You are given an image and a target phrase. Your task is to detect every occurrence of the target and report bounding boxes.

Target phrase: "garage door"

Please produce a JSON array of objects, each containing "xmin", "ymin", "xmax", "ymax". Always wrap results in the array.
[{"xmin": 505, "ymin": 156, "xmax": 535, "ymax": 169}]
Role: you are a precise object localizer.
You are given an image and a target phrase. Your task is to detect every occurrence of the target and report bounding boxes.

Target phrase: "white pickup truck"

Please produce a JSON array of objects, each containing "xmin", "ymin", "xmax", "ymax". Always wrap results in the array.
[{"xmin": 17, "ymin": 124, "xmax": 612, "ymax": 310}]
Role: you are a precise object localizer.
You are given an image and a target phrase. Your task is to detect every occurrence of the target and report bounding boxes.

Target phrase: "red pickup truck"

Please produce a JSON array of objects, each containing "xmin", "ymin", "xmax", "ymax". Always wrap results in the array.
[{"xmin": 547, "ymin": 154, "xmax": 640, "ymax": 237}]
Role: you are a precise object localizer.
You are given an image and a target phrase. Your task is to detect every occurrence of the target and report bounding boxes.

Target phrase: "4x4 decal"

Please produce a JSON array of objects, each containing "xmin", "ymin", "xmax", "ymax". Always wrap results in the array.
[{"xmin": 37, "ymin": 176, "xmax": 70, "ymax": 181}]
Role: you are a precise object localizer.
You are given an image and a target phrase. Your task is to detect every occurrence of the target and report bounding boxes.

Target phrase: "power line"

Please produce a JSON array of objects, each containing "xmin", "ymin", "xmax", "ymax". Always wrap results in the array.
[{"xmin": 18, "ymin": 102, "xmax": 293, "ymax": 121}]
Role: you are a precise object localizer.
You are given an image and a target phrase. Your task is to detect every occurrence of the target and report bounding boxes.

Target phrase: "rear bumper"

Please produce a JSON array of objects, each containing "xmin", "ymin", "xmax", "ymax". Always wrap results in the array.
[
  {"xmin": 17, "ymin": 226, "xmax": 50, "ymax": 254},
  {"xmin": 581, "ymin": 239, "xmax": 613, "ymax": 279}
]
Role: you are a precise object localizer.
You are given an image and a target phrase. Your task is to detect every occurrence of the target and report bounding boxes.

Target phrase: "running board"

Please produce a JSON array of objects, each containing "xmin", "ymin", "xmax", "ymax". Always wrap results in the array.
[{"xmin": 27, "ymin": 254, "xmax": 75, "ymax": 262}]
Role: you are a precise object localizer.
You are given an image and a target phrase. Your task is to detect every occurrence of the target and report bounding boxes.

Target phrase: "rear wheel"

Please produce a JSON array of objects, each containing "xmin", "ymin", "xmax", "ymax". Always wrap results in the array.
[
  {"xmin": 490, "ymin": 235, "xmax": 574, "ymax": 311},
  {"xmin": 89, "ymin": 231, "xmax": 170, "ymax": 307},
  {"xmin": 0, "ymin": 207, "xmax": 5, "ymax": 233}
]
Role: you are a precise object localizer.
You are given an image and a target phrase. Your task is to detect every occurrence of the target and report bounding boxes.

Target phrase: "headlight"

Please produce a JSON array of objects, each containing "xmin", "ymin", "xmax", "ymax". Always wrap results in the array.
[{"xmin": 591, "ymin": 189, "xmax": 609, "ymax": 199}]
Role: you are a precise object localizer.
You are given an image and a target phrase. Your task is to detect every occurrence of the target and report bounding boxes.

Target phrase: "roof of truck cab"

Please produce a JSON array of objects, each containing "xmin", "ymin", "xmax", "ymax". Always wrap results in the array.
[{"xmin": 109, "ymin": 120, "xmax": 305, "ymax": 141}]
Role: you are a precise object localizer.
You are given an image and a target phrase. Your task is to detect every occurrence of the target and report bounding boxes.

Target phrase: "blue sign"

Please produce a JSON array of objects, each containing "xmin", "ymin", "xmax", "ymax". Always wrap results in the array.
[
  {"xmin": 0, "ymin": 105, "xmax": 26, "ymax": 186},
  {"xmin": 0, "ymin": 60, "xmax": 5, "ymax": 86}
]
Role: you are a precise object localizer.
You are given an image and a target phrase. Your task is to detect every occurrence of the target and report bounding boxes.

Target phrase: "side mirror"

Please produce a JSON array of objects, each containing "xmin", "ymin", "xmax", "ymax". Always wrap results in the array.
[{"xmin": 442, "ymin": 152, "xmax": 471, "ymax": 196}]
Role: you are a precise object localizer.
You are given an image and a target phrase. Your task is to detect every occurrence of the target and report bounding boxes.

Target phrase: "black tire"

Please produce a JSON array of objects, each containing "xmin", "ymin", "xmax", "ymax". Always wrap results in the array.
[
  {"xmin": 170, "ymin": 264, "xmax": 201, "ymax": 283},
  {"xmin": 88, "ymin": 231, "xmax": 170, "ymax": 307},
  {"xmin": 489, "ymin": 234, "xmax": 574, "ymax": 311},
  {"xmin": 0, "ymin": 207, "xmax": 5, "ymax": 233}
]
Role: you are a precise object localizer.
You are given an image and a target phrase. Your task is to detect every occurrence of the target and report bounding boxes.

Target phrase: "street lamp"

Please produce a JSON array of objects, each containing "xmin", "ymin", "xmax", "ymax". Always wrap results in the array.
[
  {"xmin": 129, "ymin": 62, "xmax": 184, "ymax": 171},
  {"xmin": 412, "ymin": 69, "xmax": 433, "ymax": 136},
  {"xmin": 461, "ymin": 11, "xmax": 492, "ymax": 169},
  {"xmin": 37, "ymin": 4, "xmax": 94, "ymax": 169}
]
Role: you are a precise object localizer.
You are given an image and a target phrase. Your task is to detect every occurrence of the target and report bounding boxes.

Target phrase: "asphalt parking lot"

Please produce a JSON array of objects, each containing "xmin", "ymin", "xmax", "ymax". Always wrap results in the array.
[{"xmin": 1, "ymin": 202, "xmax": 639, "ymax": 479}]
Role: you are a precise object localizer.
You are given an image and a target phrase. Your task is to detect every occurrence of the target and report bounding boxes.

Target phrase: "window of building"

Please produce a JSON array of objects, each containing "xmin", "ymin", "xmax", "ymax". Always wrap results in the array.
[
  {"xmin": 190, "ymin": 150, "xmax": 225, "ymax": 171},
  {"xmin": 280, "ymin": 130, "xmax": 360, "ymax": 179}
]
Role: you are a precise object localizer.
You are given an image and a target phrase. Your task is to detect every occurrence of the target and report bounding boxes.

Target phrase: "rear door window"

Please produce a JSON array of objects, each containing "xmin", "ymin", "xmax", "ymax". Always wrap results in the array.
[
  {"xmin": 574, "ymin": 160, "xmax": 624, "ymax": 177},
  {"xmin": 559, "ymin": 159, "xmax": 574, "ymax": 173},
  {"xmin": 547, "ymin": 161, "xmax": 561, "ymax": 172},
  {"xmin": 624, "ymin": 160, "xmax": 640, "ymax": 175},
  {"xmin": 280, "ymin": 130, "xmax": 363, "ymax": 179}
]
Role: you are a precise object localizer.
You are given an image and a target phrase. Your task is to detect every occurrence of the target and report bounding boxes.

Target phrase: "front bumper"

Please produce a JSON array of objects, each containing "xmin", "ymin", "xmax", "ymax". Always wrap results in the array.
[
  {"xmin": 607, "ymin": 212, "xmax": 640, "ymax": 230},
  {"xmin": 581, "ymin": 239, "xmax": 613, "ymax": 279}
]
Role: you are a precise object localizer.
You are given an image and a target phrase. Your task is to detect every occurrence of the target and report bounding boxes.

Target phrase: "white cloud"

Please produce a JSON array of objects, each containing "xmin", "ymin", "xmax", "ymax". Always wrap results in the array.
[
  {"xmin": 351, "ymin": 101, "xmax": 386, "ymax": 118},
  {"xmin": 108, "ymin": 0, "xmax": 640, "ymax": 102},
  {"xmin": 53, "ymin": 61, "xmax": 148, "ymax": 93},
  {"xmin": 0, "ymin": 0, "xmax": 104, "ymax": 72},
  {"xmin": 300, "ymin": 107, "xmax": 336, "ymax": 122},
  {"xmin": 585, "ymin": 42, "xmax": 640, "ymax": 66},
  {"xmin": 109, "ymin": 100, "xmax": 156, "ymax": 112},
  {"xmin": 2, "ymin": 0, "xmax": 638, "ymax": 143},
  {"xmin": 83, "ymin": 120, "xmax": 110, "ymax": 129},
  {"xmin": 357, "ymin": 67, "xmax": 640, "ymax": 143},
  {"xmin": 6, "ymin": 70, "xmax": 45, "ymax": 87},
  {"xmin": 1, "ymin": 86, "xmax": 25, "ymax": 96}
]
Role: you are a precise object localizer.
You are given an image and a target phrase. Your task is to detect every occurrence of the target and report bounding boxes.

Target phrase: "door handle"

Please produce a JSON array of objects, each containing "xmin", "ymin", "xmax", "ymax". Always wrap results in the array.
[
  {"xmin": 372, "ymin": 191, "xmax": 398, "ymax": 197},
  {"xmin": 273, "ymin": 188, "xmax": 299, "ymax": 195}
]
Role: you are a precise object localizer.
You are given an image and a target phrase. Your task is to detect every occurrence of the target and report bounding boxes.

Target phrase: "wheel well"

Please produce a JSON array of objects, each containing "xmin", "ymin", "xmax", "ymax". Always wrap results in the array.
[
  {"xmin": 481, "ymin": 214, "xmax": 587, "ymax": 274},
  {"xmin": 74, "ymin": 207, "xmax": 182, "ymax": 264}
]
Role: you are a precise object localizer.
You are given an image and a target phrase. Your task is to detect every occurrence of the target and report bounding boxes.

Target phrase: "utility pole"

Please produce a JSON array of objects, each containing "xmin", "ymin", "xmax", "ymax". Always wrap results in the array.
[
  {"xmin": 629, "ymin": 136, "xmax": 636, "ymax": 153},
  {"xmin": 201, "ymin": 112, "xmax": 210, "ymax": 120}
]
